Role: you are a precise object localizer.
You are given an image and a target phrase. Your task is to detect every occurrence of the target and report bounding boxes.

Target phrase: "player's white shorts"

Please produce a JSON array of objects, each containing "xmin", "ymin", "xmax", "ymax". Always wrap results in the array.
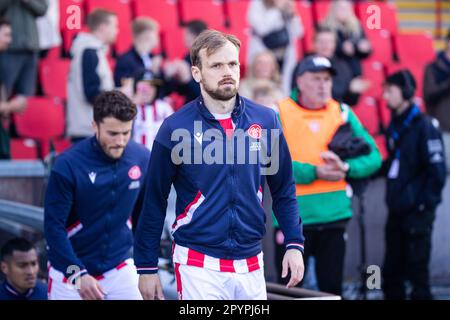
[
  {"xmin": 174, "ymin": 263, "xmax": 267, "ymax": 300},
  {"xmin": 48, "ymin": 258, "xmax": 142, "ymax": 300}
]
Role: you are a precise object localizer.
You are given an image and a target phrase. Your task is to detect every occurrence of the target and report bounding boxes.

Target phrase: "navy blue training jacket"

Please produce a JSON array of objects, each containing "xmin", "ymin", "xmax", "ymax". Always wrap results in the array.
[
  {"xmin": 134, "ymin": 95, "xmax": 304, "ymax": 274},
  {"xmin": 44, "ymin": 137, "xmax": 150, "ymax": 279}
]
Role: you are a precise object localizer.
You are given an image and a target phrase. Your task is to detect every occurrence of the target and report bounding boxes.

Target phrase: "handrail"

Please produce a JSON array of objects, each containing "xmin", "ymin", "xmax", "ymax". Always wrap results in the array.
[{"xmin": 0, "ymin": 199, "xmax": 44, "ymax": 231}]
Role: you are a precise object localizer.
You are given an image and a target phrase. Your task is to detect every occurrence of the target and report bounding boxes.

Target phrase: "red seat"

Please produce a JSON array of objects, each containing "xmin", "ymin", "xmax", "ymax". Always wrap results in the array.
[
  {"xmin": 10, "ymin": 139, "xmax": 38, "ymax": 160},
  {"xmin": 39, "ymin": 59, "xmax": 71, "ymax": 100},
  {"xmin": 179, "ymin": 0, "xmax": 226, "ymax": 31},
  {"xmin": 161, "ymin": 27, "xmax": 187, "ymax": 60},
  {"xmin": 361, "ymin": 59, "xmax": 385, "ymax": 99},
  {"xmin": 132, "ymin": 0, "xmax": 180, "ymax": 30},
  {"xmin": 60, "ymin": 0, "xmax": 86, "ymax": 54},
  {"xmin": 356, "ymin": 1, "xmax": 399, "ymax": 35},
  {"xmin": 352, "ymin": 96, "xmax": 380, "ymax": 135},
  {"xmin": 374, "ymin": 134, "xmax": 388, "ymax": 160},
  {"xmin": 86, "ymin": 0, "xmax": 133, "ymax": 54},
  {"xmin": 60, "ymin": 0, "xmax": 85, "ymax": 31},
  {"xmin": 167, "ymin": 93, "xmax": 186, "ymax": 112},
  {"xmin": 295, "ymin": 1, "xmax": 315, "ymax": 55},
  {"xmin": 14, "ymin": 97, "xmax": 66, "ymax": 158},
  {"xmin": 312, "ymin": 0, "xmax": 332, "ymax": 25},
  {"xmin": 378, "ymin": 98, "xmax": 391, "ymax": 130},
  {"xmin": 365, "ymin": 28, "xmax": 393, "ymax": 65},
  {"xmin": 53, "ymin": 138, "xmax": 72, "ymax": 155},
  {"xmin": 225, "ymin": 0, "xmax": 250, "ymax": 29},
  {"xmin": 394, "ymin": 32, "xmax": 435, "ymax": 66},
  {"xmin": 225, "ymin": 26, "xmax": 251, "ymax": 75}
]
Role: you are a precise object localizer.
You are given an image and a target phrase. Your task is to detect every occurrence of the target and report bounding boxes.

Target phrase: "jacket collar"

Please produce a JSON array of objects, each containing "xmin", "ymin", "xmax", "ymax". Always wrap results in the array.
[
  {"xmin": 131, "ymin": 47, "xmax": 152, "ymax": 64},
  {"xmin": 3, "ymin": 280, "xmax": 34, "ymax": 299},
  {"xmin": 89, "ymin": 135, "xmax": 122, "ymax": 163},
  {"xmin": 196, "ymin": 93, "xmax": 245, "ymax": 122}
]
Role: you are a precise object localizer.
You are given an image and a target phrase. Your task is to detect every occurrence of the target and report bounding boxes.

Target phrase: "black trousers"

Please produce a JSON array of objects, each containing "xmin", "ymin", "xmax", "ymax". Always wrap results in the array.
[
  {"xmin": 274, "ymin": 226, "xmax": 347, "ymax": 296},
  {"xmin": 382, "ymin": 210, "xmax": 435, "ymax": 300}
]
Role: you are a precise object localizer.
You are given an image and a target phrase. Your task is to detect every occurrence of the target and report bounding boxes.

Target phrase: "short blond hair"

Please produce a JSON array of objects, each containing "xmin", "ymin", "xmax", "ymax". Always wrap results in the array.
[
  {"xmin": 87, "ymin": 9, "xmax": 116, "ymax": 32},
  {"xmin": 190, "ymin": 29, "xmax": 240, "ymax": 69},
  {"xmin": 132, "ymin": 17, "xmax": 159, "ymax": 37}
]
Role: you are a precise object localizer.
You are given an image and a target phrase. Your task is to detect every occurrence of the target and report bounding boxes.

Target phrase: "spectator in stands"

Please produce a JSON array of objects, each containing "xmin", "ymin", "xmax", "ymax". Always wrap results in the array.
[
  {"xmin": 239, "ymin": 51, "xmax": 284, "ymax": 105},
  {"xmin": 0, "ymin": 0, "xmax": 48, "ymax": 97},
  {"xmin": 275, "ymin": 55, "xmax": 381, "ymax": 295},
  {"xmin": 424, "ymin": 28, "xmax": 450, "ymax": 172},
  {"xmin": 162, "ymin": 19, "xmax": 208, "ymax": 103},
  {"xmin": 0, "ymin": 17, "xmax": 27, "ymax": 159},
  {"xmin": 114, "ymin": 17, "xmax": 162, "ymax": 88},
  {"xmin": 249, "ymin": 79, "xmax": 281, "ymax": 113},
  {"xmin": 382, "ymin": 70, "xmax": 446, "ymax": 300},
  {"xmin": 132, "ymin": 70, "xmax": 173, "ymax": 151},
  {"xmin": 291, "ymin": 26, "xmax": 370, "ymax": 106},
  {"xmin": 247, "ymin": 0, "xmax": 303, "ymax": 95},
  {"xmin": 322, "ymin": 0, "xmax": 371, "ymax": 78},
  {"xmin": 66, "ymin": 9, "xmax": 118, "ymax": 143},
  {"xmin": 0, "ymin": 237, "xmax": 47, "ymax": 300},
  {"xmin": 36, "ymin": 0, "xmax": 61, "ymax": 58}
]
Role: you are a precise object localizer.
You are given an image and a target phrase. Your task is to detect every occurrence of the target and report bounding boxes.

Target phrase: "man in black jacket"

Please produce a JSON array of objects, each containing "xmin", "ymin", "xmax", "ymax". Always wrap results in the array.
[
  {"xmin": 424, "ymin": 28, "xmax": 450, "ymax": 172},
  {"xmin": 382, "ymin": 70, "xmax": 447, "ymax": 300}
]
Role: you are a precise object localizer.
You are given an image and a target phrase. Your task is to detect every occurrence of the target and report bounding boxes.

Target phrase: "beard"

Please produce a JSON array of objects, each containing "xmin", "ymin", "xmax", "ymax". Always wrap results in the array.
[
  {"xmin": 202, "ymin": 79, "xmax": 238, "ymax": 101},
  {"xmin": 97, "ymin": 133, "xmax": 125, "ymax": 160}
]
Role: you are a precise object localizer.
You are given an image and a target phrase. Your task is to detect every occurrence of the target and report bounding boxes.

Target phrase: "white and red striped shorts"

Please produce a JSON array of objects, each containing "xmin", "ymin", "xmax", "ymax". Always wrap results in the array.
[
  {"xmin": 172, "ymin": 244, "xmax": 267, "ymax": 300},
  {"xmin": 47, "ymin": 258, "xmax": 142, "ymax": 300}
]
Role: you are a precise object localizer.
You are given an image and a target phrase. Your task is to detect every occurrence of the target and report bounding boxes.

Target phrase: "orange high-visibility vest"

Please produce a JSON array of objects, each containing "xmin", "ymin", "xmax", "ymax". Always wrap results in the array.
[{"xmin": 279, "ymin": 98, "xmax": 348, "ymax": 196}]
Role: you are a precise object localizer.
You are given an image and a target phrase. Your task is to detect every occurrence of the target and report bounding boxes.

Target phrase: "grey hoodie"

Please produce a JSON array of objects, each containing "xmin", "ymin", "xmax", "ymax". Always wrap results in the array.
[{"xmin": 66, "ymin": 32, "xmax": 114, "ymax": 138}]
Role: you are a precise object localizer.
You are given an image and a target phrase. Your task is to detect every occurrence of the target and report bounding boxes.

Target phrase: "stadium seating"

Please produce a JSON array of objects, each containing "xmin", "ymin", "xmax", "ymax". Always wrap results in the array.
[
  {"xmin": 14, "ymin": 97, "xmax": 65, "ymax": 159},
  {"xmin": 394, "ymin": 32, "xmax": 436, "ymax": 66},
  {"xmin": 295, "ymin": 1, "xmax": 315, "ymax": 55},
  {"xmin": 361, "ymin": 59, "xmax": 385, "ymax": 99},
  {"xmin": 311, "ymin": 0, "xmax": 332, "ymax": 25},
  {"xmin": 373, "ymin": 134, "xmax": 388, "ymax": 160},
  {"xmin": 39, "ymin": 59, "xmax": 71, "ymax": 100},
  {"xmin": 224, "ymin": 0, "xmax": 250, "ymax": 29},
  {"xmin": 364, "ymin": 28, "xmax": 394, "ymax": 65},
  {"xmin": 355, "ymin": 1, "xmax": 399, "ymax": 36},
  {"xmin": 352, "ymin": 95, "xmax": 381, "ymax": 135},
  {"xmin": 60, "ymin": 0, "xmax": 86, "ymax": 55},
  {"xmin": 132, "ymin": 0, "xmax": 181, "ymax": 30},
  {"xmin": 179, "ymin": 0, "xmax": 226, "ymax": 31},
  {"xmin": 10, "ymin": 139, "xmax": 39, "ymax": 160},
  {"xmin": 161, "ymin": 27, "xmax": 188, "ymax": 60}
]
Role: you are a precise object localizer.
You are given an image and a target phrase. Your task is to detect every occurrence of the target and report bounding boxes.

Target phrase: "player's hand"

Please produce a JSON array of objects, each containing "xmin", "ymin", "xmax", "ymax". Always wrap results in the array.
[
  {"xmin": 77, "ymin": 274, "xmax": 106, "ymax": 300},
  {"xmin": 139, "ymin": 274, "xmax": 165, "ymax": 300},
  {"xmin": 281, "ymin": 249, "xmax": 304, "ymax": 288}
]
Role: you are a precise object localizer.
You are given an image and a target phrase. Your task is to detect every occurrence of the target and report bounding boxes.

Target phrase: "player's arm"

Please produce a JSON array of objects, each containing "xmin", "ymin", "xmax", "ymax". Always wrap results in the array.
[
  {"xmin": 134, "ymin": 121, "xmax": 177, "ymax": 299},
  {"xmin": 44, "ymin": 165, "xmax": 87, "ymax": 280},
  {"xmin": 266, "ymin": 111, "xmax": 305, "ymax": 287}
]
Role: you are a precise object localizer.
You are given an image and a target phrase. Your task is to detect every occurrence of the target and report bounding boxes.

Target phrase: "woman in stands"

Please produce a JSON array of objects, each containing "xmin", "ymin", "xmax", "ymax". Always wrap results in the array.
[
  {"xmin": 239, "ymin": 50, "xmax": 285, "ymax": 103},
  {"xmin": 247, "ymin": 0, "xmax": 304, "ymax": 95},
  {"xmin": 322, "ymin": 0, "xmax": 372, "ymax": 78}
]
